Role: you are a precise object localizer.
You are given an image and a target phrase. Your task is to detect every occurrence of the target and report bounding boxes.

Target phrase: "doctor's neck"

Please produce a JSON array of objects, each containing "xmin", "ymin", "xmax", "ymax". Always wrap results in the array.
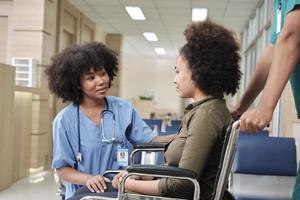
[{"xmin": 80, "ymin": 97, "xmax": 105, "ymax": 109}]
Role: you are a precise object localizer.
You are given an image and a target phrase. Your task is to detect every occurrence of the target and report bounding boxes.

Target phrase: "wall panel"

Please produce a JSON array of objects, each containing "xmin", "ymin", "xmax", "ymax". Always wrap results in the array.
[
  {"xmin": 0, "ymin": 64, "xmax": 15, "ymax": 191},
  {"xmin": 0, "ymin": 17, "xmax": 8, "ymax": 63}
]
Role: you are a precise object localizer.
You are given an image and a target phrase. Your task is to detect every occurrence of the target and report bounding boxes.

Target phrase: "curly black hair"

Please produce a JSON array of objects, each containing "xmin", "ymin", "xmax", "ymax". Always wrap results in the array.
[
  {"xmin": 180, "ymin": 20, "xmax": 241, "ymax": 97},
  {"xmin": 45, "ymin": 42, "xmax": 118, "ymax": 103}
]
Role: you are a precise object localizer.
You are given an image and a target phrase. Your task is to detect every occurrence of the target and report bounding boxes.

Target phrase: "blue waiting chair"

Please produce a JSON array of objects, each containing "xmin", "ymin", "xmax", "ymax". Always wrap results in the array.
[
  {"xmin": 231, "ymin": 135, "xmax": 297, "ymax": 200},
  {"xmin": 239, "ymin": 130, "xmax": 269, "ymax": 137},
  {"xmin": 143, "ymin": 119, "xmax": 162, "ymax": 131}
]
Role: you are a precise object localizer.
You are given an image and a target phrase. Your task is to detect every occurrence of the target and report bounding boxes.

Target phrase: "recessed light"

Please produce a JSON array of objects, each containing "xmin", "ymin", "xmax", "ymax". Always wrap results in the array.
[
  {"xmin": 192, "ymin": 8, "xmax": 208, "ymax": 22},
  {"xmin": 155, "ymin": 48, "xmax": 166, "ymax": 55},
  {"xmin": 143, "ymin": 32, "xmax": 158, "ymax": 41},
  {"xmin": 125, "ymin": 6, "xmax": 146, "ymax": 20}
]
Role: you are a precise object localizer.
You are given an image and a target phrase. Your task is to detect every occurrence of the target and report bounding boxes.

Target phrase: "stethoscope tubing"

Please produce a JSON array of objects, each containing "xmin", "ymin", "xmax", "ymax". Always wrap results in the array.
[{"xmin": 76, "ymin": 97, "xmax": 116, "ymax": 162}]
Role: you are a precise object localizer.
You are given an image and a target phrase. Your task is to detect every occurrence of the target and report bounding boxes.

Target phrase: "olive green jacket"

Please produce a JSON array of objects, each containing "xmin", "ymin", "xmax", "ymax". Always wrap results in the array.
[{"xmin": 158, "ymin": 97, "xmax": 234, "ymax": 200}]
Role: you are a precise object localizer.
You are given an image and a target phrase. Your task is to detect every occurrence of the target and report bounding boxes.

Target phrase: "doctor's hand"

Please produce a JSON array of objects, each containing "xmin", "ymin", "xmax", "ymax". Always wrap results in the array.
[
  {"xmin": 85, "ymin": 175, "xmax": 111, "ymax": 193},
  {"xmin": 240, "ymin": 106, "xmax": 272, "ymax": 133}
]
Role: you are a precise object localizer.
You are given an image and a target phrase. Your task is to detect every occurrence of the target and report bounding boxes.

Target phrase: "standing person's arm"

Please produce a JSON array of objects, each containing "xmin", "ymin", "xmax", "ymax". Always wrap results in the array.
[
  {"xmin": 230, "ymin": 44, "xmax": 274, "ymax": 117},
  {"xmin": 240, "ymin": 8, "xmax": 300, "ymax": 132}
]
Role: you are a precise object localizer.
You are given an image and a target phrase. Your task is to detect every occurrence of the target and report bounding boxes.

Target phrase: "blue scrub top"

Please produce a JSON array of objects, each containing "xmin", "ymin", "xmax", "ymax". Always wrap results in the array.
[{"xmin": 52, "ymin": 96, "xmax": 154, "ymax": 199}]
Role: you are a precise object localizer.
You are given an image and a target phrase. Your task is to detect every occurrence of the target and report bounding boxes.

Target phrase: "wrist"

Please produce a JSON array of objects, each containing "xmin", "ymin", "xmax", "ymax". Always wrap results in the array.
[
  {"xmin": 84, "ymin": 174, "xmax": 93, "ymax": 184},
  {"xmin": 125, "ymin": 178, "xmax": 134, "ymax": 191},
  {"xmin": 257, "ymin": 100, "xmax": 276, "ymax": 114}
]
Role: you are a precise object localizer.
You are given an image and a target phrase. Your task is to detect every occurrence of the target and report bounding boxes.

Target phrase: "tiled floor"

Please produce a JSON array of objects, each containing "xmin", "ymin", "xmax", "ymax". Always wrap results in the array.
[{"xmin": 0, "ymin": 171, "xmax": 61, "ymax": 200}]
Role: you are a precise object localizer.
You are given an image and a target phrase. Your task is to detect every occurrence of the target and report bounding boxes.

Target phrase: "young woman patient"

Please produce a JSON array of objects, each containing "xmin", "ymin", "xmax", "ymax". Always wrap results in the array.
[{"xmin": 70, "ymin": 20, "xmax": 241, "ymax": 200}]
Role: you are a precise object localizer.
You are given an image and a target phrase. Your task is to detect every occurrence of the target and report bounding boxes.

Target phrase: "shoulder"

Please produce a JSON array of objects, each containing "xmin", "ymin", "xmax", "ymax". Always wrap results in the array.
[
  {"xmin": 192, "ymin": 99, "xmax": 231, "ymax": 124},
  {"xmin": 53, "ymin": 103, "xmax": 77, "ymax": 125},
  {"xmin": 106, "ymin": 96, "xmax": 134, "ymax": 110}
]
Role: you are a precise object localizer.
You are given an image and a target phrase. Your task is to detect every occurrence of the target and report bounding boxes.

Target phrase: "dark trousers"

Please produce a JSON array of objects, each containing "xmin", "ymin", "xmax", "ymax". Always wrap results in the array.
[{"xmin": 67, "ymin": 183, "xmax": 118, "ymax": 200}]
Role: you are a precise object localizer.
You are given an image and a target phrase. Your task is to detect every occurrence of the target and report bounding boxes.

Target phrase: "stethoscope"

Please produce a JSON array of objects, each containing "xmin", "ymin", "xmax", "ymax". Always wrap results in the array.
[{"xmin": 76, "ymin": 97, "xmax": 116, "ymax": 163}]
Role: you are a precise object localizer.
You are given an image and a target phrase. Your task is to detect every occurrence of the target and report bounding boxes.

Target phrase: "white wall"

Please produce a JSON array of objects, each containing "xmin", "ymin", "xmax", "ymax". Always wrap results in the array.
[
  {"xmin": 154, "ymin": 59, "xmax": 180, "ymax": 112},
  {"xmin": 95, "ymin": 24, "xmax": 106, "ymax": 43},
  {"xmin": 120, "ymin": 54, "xmax": 181, "ymax": 114}
]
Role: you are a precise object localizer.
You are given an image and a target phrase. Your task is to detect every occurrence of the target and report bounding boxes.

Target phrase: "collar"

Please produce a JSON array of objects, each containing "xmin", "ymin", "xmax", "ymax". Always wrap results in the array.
[{"xmin": 184, "ymin": 96, "xmax": 218, "ymax": 112}]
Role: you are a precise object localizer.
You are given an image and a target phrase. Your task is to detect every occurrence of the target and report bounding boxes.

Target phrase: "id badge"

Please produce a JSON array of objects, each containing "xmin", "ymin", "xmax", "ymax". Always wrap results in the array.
[
  {"xmin": 276, "ymin": 4, "xmax": 282, "ymax": 33},
  {"xmin": 117, "ymin": 146, "xmax": 128, "ymax": 167}
]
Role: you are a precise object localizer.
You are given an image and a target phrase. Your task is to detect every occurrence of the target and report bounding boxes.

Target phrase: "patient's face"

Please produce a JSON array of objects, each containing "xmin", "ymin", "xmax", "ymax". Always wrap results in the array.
[{"xmin": 173, "ymin": 55, "xmax": 197, "ymax": 98}]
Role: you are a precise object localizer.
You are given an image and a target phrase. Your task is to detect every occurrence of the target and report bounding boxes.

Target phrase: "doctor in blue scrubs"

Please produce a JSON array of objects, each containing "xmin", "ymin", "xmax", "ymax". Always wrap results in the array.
[{"xmin": 45, "ymin": 42, "xmax": 173, "ymax": 199}]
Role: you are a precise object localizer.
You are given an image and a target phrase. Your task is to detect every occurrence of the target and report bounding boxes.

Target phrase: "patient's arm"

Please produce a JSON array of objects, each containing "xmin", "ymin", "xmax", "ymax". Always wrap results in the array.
[{"xmin": 125, "ymin": 179, "xmax": 160, "ymax": 195}]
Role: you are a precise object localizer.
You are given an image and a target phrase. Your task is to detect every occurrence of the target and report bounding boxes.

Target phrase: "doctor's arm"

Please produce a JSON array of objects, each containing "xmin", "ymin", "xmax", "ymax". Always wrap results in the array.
[
  {"xmin": 130, "ymin": 108, "xmax": 175, "ymax": 143},
  {"xmin": 56, "ymin": 166, "xmax": 110, "ymax": 193},
  {"xmin": 152, "ymin": 134, "xmax": 175, "ymax": 143},
  {"xmin": 240, "ymin": 8, "xmax": 300, "ymax": 132},
  {"xmin": 53, "ymin": 120, "xmax": 110, "ymax": 193}
]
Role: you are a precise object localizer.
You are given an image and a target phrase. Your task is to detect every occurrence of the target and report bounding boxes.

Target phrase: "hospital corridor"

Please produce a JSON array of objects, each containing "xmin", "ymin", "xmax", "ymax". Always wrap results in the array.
[{"xmin": 1, "ymin": 0, "xmax": 300, "ymax": 200}]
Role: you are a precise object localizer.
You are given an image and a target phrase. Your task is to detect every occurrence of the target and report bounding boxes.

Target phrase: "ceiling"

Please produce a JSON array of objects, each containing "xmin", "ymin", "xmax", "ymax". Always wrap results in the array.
[{"xmin": 69, "ymin": 0, "xmax": 260, "ymax": 59}]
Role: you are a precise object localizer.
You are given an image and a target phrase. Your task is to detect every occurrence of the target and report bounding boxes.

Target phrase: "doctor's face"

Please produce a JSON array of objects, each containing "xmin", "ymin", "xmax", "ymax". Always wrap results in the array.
[
  {"xmin": 80, "ymin": 68, "xmax": 109, "ymax": 101},
  {"xmin": 173, "ymin": 55, "xmax": 197, "ymax": 98}
]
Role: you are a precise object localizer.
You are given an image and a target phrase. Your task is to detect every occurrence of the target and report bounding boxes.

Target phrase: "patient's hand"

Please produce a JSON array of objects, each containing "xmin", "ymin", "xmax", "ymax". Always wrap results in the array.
[
  {"xmin": 112, "ymin": 171, "xmax": 125, "ymax": 190},
  {"xmin": 112, "ymin": 171, "xmax": 141, "ymax": 190}
]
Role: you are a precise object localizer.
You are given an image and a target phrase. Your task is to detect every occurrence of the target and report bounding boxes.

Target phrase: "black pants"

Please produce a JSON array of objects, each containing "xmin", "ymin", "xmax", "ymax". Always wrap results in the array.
[{"xmin": 67, "ymin": 183, "xmax": 118, "ymax": 200}]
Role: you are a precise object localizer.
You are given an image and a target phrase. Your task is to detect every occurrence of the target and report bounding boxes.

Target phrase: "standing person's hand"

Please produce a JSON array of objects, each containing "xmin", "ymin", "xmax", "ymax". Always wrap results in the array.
[
  {"xmin": 239, "ymin": 105, "xmax": 273, "ymax": 133},
  {"xmin": 228, "ymin": 104, "xmax": 242, "ymax": 120},
  {"xmin": 85, "ymin": 175, "xmax": 111, "ymax": 193}
]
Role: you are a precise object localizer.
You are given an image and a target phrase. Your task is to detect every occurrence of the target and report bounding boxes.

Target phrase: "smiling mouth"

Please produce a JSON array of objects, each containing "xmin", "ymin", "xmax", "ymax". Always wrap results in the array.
[{"xmin": 96, "ymin": 88, "xmax": 107, "ymax": 93}]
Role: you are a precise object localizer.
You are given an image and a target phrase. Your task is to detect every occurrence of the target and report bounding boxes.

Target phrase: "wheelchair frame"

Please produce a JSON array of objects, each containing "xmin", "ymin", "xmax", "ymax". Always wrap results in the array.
[{"xmin": 78, "ymin": 120, "xmax": 240, "ymax": 200}]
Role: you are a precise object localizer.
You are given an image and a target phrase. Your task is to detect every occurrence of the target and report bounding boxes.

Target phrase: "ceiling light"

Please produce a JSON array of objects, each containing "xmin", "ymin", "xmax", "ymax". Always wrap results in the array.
[
  {"xmin": 125, "ymin": 6, "xmax": 146, "ymax": 20},
  {"xmin": 143, "ymin": 32, "xmax": 158, "ymax": 41},
  {"xmin": 155, "ymin": 48, "xmax": 166, "ymax": 55},
  {"xmin": 192, "ymin": 8, "xmax": 208, "ymax": 22}
]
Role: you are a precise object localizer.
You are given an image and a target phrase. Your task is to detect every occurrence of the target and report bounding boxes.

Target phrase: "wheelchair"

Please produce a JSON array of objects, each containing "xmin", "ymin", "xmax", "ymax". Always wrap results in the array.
[{"xmin": 74, "ymin": 120, "xmax": 240, "ymax": 200}]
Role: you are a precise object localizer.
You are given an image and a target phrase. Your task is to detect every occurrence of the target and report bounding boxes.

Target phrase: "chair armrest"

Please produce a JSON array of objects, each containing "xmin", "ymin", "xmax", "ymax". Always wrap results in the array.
[{"xmin": 127, "ymin": 164, "xmax": 197, "ymax": 178}]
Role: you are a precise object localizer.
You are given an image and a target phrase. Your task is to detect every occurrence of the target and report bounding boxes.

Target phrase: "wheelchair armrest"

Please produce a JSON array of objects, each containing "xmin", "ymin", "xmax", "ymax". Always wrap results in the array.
[
  {"xmin": 102, "ymin": 170, "xmax": 123, "ymax": 177},
  {"xmin": 127, "ymin": 164, "xmax": 197, "ymax": 178},
  {"xmin": 118, "ymin": 165, "xmax": 200, "ymax": 200},
  {"xmin": 130, "ymin": 143, "xmax": 166, "ymax": 164},
  {"xmin": 133, "ymin": 142, "xmax": 167, "ymax": 149}
]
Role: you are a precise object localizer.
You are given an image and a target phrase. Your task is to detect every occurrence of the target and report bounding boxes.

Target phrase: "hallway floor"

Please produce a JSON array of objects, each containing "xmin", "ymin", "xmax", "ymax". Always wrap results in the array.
[{"xmin": 0, "ymin": 170, "xmax": 61, "ymax": 200}]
